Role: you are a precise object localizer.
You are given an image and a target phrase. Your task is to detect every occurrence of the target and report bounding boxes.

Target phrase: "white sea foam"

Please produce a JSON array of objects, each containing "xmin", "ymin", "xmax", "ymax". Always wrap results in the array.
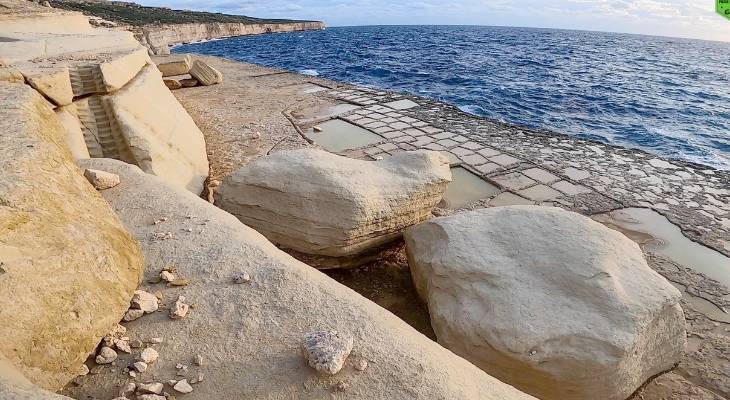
[{"xmin": 299, "ymin": 69, "xmax": 320, "ymax": 76}]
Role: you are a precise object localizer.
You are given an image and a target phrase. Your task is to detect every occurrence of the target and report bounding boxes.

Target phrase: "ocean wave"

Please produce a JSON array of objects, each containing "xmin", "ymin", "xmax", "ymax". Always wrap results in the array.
[{"xmin": 299, "ymin": 69, "xmax": 320, "ymax": 76}]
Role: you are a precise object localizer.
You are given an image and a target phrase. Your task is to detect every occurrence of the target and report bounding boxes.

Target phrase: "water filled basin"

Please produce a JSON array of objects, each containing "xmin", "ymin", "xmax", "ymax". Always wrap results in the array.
[
  {"xmin": 440, "ymin": 167, "xmax": 501, "ymax": 209},
  {"xmin": 305, "ymin": 119, "xmax": 384, "ymax": 152}
]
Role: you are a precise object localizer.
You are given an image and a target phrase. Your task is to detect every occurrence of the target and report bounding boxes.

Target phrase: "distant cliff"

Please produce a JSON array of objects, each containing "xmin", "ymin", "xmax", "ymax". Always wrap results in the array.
[
  {"xmin": 135, "ymin": 21, "xmax": 326, "ymax": 55},
  {"xmin": 49, "ymin": 0, "xmax": 325, "ymax": 55}
]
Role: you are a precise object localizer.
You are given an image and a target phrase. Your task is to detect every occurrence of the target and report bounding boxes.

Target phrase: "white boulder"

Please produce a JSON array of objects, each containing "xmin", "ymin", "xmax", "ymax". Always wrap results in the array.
[
  {"xmin": 154, "ymin": 54, "xmax": 191, "ymax": 77},
  {"xmin": 216, "ymin": 149, "xmax": 451, "ymax": 264},
  {"xmin": 189, "ymin": 60, "xmax": 222, "ymax": 86},
  {"xmin": 404, "ymin": 205, "xmax": 686, "ymax": 400}
]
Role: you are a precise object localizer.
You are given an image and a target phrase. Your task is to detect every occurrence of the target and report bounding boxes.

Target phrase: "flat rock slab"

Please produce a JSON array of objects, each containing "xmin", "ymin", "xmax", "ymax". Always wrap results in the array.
[
  {"xmin": 215, "ymin": 149, "xmax": 451, "ymax": 262},
  {"xmin": 405, "ymin": 206, "xmax": 686, "ymax": 400},
  {"xmin": 65, "ymin": 157, "xmax": 534, "ymax": 400}
]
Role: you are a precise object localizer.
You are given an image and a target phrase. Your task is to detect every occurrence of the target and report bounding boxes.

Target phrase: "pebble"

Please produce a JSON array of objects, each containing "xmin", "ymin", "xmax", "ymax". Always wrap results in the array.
[
  {"xmin": 95, "ymin": 347, "xmax": 117, "ymax": 364},
  {"xmin": 354, "ymin": 359, "xmax": 368, "ymax": 371},
  {"xmin": 123, "ymin": 309, "xmax": 144, "ymax": 322},
  {"xmin": 130, "ymin": 339, "xmax": 144, "ymax": 348},
  {"xmin": 167, "ymin": 379, "xmax": 178, "ymax": 386},
  {"xmin": 137, "ymin": 395, "xmax": 166, "ymax": 400},
  {"xmin": 333, "ymin": 381, "xmax": 349, "ymax": 392},
  {"xmin": 173, "ymin": 379, "xmax": 194, "ymax": 394},
  {"xmin": 115, "ymin": 338, "xmax": 132, "ymax": 353},
  {"xmin": 129, "ymin": 370, "xmax": 137, "ymax": 378},
  {"xmin": 132, "ymin": 361, "xmax": 148, "ymax": 372},
  {"xmin": 131, "ymin": 290, "xmax": 160, "ymax": 313},
  {"xmin": 160, "ymin": 270, "xmax": 176, "ymax": 282},
  {"xmin": 83, "ymin": 168, "xmax": 120, "ymax": 190},
  {"xmin": 194, "ymin": 354, "xmax": 204, "ymax": 366},
  {"xmin": 301, "ymin": 331, "xmax": 354, "ymax": 375},
  {"xmin": 139, "ymin": 348, "xmax": 159, "ymax": 364},
  {"xmin": 176, "ymin": 365, "xmax": 188, "ymax": 376},
  {"xmin": 169, "ymin": 295, "xmax": 190, "ymax": 319},
  {"xmin": 137, "ymin": 382, "xmax": 163, "ymax": 395},
  {"xmin": 77, "ymin": 364, "xmax": 89, "ymax": 376},
  {"xmin": 233, "ymin": 272, "xmax": 251, "ymax": 284},
  {"xmin": 119, "ymin": 382, "xmax": 136, "ymax": 397},
  {"xmin": 148, "ymin": 337, "xmax": 164, "ymax": 344}
]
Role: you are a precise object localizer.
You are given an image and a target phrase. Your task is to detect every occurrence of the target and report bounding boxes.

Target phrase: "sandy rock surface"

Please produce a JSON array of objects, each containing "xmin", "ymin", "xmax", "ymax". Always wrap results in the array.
[
  {"xmin": 0, "ymin": 83, "xmax": 143, "ymax": 390},
  {"xmin": 65, "ymin": 157, "xmax": 534, "ymax": 400},
  {"xmin": 216, "ymin": 149, "xmax": 451, "ymax": 263},
  {"xmin": 405, "ymin": 206, "xmax": 686, "ymax": 400}
]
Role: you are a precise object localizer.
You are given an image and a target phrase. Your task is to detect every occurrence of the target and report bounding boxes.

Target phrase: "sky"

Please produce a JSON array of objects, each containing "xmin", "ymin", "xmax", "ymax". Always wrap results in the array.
[{"xmin": 138, "ymin": 0, "xmax": 730, "ymax": 42}]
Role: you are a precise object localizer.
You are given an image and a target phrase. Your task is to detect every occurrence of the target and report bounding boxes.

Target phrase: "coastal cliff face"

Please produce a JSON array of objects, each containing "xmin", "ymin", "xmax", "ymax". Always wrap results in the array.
[{"xmin": 136, "ymin": 21, "xmax": 325, "ymax": 55}]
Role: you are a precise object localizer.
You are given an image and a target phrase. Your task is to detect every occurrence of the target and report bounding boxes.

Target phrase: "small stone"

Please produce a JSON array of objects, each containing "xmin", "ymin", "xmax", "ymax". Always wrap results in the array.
[
  {"xmin": 119, "ymin": 382, "xmax": 136, "ymax": 397},
  {"xmin": 78, "ymin": 364, "xmax": 90, "ymax": 376},
  {"xmin": 109, "ymin": 323, "xmax": 127, "ymax": 338},
  {"xmin": 173, "ymin": 379, "xmax": 194, "ymax": 394},
  {"xmin": 95, "ymin": 347, "xmax": 117, "ymax": 364},
  {"xmin": 132, "ymin": 361, "xmax": 148, "ymax": 372},
  {"xmin": 137, "ymin": 395, "xmax": 166, "ymax": 400},
  {"xmin": 160, "ymin": 270, "xmax": 176, "ymax": 282},
  {"xmin": 167, "ymin": 379, "xmax": 178, "ymax": 386},
  {"xmin": 333, "ymin": 381, "xmax": 349, "ymax": 392},
  {"xmin": 131, "ymin": 290, "xmax": 159, "ymax": 313},
  {"xmin": 139, "ymin": 348, "xmax": 159, "ymax": 364},
  {"xmin": 313, "ymin": 126, "xmax": 323, "ymax": 132},
  {"xmin": 163, "ymin": 79, "xmax": 182, "ymax": 90},
  {"xmin": 169, "ymin": 295, "xmax": 189, "ymax": 319},
  {"xmin": 83, "ymin": 168, "xmax": 120, "ymax": 190},
  {"xmin": 148, "ymin": 337, "xmax": 164, "ymax": 344},
  {"xmin": 137, "ymin": 382, "xmax": 164, "ymax": 394},
  {"xmin": 123, "ymin": 308, "xmax": 145, "ymax": 322},
  {"xmin": 194, "ymin": 354, "xmax": 204, "ymax": 366},
  {"xmin": 354, "ymin": 359, "xmax": 368, "ymax": 371},
  {"xmin": 301, "ymin": 331, "xmax": 354, "ymax": 375},
  {"xmin": 129, "ymin": 370, "xmax": 137, "ymax": 378},
  {"xmin": 176, "ymin": 365, "xmax": 188, "ymax": 376},
  {"xmin": 115, "ymin": 338, "xmax": 132, "ymax": 353},
  {"xmin": 233, "ymin": 272, "xmax": 251, "ymax": 284},
  {"xmin": 192, "ymin": 372, "xmax": 204, "ymax": 384},
  {"xmin": 130, "ymin": 339, "xmax": 144, "ymax": 348}
]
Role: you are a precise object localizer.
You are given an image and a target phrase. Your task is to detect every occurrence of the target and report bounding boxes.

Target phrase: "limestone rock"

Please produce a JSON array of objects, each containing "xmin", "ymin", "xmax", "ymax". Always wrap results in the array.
[
  {"xmin": 131, "ymin": 290, "xmax": 159, "ymax": 313},
  {"xmin": 179, "ymin": 78, "xmax": 198, "ymax": 87},
  {"xmin": 173, "ymin": 379, "xmax": 193, "ymax": 394},
  {"xmin": 95, "ymin": 347, "xmax": 117, "ymax": 365},
  {"xmin": 404, "ymin": 205, "xmax": 686, "ymax": 400},
  {"xmin": 0, "ymin": 358, "xmax": 73, "ymax": 400},
  {"xmin": 139, "ymin": 348, "xmax": 158, "ymax": 364},
  {"xmin": 64, "ymin": 158, "xmax": 534, "ymax": 400},
  {"xmin": 301, "ymin": 331, "xmax": 353, "ymax": 375},
  {"xmin": 132, "ymin": 362, "xmax": 147, "ymax": 373},
  {"xmin": 0, "ymin": 83, "xmax": 143, "ymax": 390},
  {"xmin": 55, "ymin": 104, "xmax": 90, "ymax": 160},
  {"xmin": 137, "ymin": 382, "xmax": 163, "ymax": 394},
  {"xmin": 169, "ymin": 295, "xmax": 189, "ymax": 319},
  {"xmin": 84, "ymin": 168, "xmax": 120, "ymax": 190},
  {"xmin": 189, "ymin": 60, "xmax": 222, "ymax": 86},
  {"xmin": 155, "ymin": 54, "xmax": 191, "ymax": 77},
  {"xmin": 123, "ymin": 309, "xmax": 144, "ymax": 322},
  {"xmin": 163, "ymin": 79, "xmax": 182, "ymax": 90},
  {"xmin": 216, "ymin": 149, "xmax": 451, "ymax": 263},
  {"xmin": 0, "ymin": 66, "xmax": 25, "ymax": 83},
  {"xmin": 20, "ymin": 65, "xmax": 73, "ymax": 106},
  {"xmin": 96, "ymin": 64, "xmax": 209, "ymax": 194}
]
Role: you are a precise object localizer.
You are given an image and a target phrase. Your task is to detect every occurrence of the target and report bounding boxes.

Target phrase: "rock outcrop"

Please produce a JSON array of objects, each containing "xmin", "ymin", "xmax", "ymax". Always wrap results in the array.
[
  {"xmin": 0, "ymin": 0, "xmax": 210, "ymax": 194},
  {"xmin": 66, "ymin": 157, "xmax": 534, "ymax": 400},
  {"xmin": 404, "ymin": 206, "xmax": 686, "ymax": 400},
  {"xmin": 0, "ymin": 358, "xmax": 73, "ymax": 400},
  {"xmin": 135, "ymin": 21, "xmax": 325, "ymax": 55},
  {"xmin": 0, "ymin": 83, "xmax": 144, "ymax": 390},
  {"xmin": 216, "ymin": 149, "xmax": 451, "ymax": 265}
]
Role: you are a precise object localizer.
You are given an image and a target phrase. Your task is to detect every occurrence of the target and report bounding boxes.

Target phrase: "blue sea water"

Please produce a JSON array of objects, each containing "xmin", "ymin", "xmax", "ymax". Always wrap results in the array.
[{"xmin": 175, "ymin": 26, "xmax": 730, "ymax": 170}]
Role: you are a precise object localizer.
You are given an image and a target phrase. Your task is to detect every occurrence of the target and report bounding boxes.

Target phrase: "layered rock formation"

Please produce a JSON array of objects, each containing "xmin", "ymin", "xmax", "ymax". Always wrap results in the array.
[
  {"xmin": 135, "ymin": 21, "xmax": 325, "ymax": 55},
  {"xmin": 405, "ymin": 206, "xmax": 686, "ymax": 400},
  {"xmin": 65, "ymin": 157, "xmax": 533, "ymax": 400},
  {"xmin": 216, "ymin": 149, "xmax": 451, "ymax": 265},
  {"xmin": 0, "ymin": 82, "xmax": 144, "ymax": 390},
  {"xmin": 0, "ymin": 0, "xmax": 210, "ymax": 194}
]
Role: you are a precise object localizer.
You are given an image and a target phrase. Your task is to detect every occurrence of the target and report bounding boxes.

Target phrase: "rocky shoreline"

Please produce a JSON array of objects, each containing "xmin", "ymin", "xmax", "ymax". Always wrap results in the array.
[{"xmin": 1, "ymin": 1, "xmax": 729, "ymax": 399}]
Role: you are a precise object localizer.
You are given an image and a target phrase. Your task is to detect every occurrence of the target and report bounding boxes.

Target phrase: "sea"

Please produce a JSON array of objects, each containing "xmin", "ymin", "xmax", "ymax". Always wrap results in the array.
[{"xmin": 174, "ymin": 25, "xmax": 730, "ymax": 170}]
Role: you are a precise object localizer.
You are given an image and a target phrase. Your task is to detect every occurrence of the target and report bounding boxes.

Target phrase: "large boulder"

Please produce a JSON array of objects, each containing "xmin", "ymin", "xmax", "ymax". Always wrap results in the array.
[
  {"xmin": 216, "ymin": 149, "xmax": 451, "ymax": 265},
  {"xmin": 189, "ymin": 60, "xmax": 223, "ymax": 86},
  {"xmin": 66, "ymin": 157, "xmax": 534, "ymax": 400},
  {"xmin": 0, "ymin": 83, "xmax": 144, "ymax": 390},
  {"xmin": 404, "ymin": 206, "xmax": 686, "ymax": 400},
  {"xmin": 154, "ymin": 54, "xmax": 191, "ymax": 77}
]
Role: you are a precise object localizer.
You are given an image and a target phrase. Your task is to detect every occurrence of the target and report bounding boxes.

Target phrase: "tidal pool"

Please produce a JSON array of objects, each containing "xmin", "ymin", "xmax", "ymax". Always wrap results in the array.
[
  {"xmin": 305, "ymin": 119, "xmax": 384, "ymax": 152},
  {"xmin": 440, "ymin": 167, "xmax": 501, "ymax": 209}
]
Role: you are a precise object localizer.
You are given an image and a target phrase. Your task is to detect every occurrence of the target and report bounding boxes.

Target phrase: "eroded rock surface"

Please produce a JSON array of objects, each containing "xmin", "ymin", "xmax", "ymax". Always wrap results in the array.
[
  {"xmin": 0, "ymin": 358, "xmax": 72, "ymax": 400},
  {"xmin": 405, "ymin": 205, "xmax": 686, "ymax": 400},
  {"xmin": 65, "ymin": 157, "xmax": 533, "ymax": 400},
  {"xmin": 0, "ymin": 83, "xmax": 143, "ymax": 390},
  {"xmin": 216, "ymin": 149, "xmax": 451, "ymax": 264}
]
